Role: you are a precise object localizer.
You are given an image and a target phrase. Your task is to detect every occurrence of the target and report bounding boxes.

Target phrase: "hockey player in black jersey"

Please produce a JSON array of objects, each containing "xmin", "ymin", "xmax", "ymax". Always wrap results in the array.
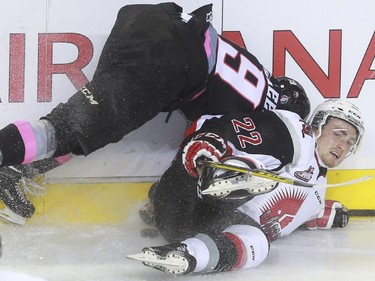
[
  {"xmin": 0, "ymin": 3, "xmax": 310, "ymax": 224},
  {"xmin": 129, "ymin": 99, "xmax": 365, "ymax": 275}
]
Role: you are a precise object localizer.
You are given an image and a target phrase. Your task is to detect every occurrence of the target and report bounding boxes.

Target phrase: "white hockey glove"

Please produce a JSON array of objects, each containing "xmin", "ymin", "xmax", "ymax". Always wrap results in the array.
[
  {"xmin": 304, "ymin": 200, "xmax": 349, "ymax": 230},
  {"xmin": 182, "ymin": 132, "xmax": 227, "ymax": 177}
]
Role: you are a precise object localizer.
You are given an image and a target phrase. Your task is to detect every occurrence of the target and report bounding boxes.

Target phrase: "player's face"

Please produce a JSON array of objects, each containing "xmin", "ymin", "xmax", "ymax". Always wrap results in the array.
[{"xmin": 316, "ymin": 117, "xmax": 358, "ymax": 168}]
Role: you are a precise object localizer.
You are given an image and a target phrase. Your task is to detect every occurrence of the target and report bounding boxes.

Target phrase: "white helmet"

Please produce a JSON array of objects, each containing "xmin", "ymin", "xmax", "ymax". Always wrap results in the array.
[{"xmin": 308, "ymin": 99, "xmax": 365, "ymax": 155}]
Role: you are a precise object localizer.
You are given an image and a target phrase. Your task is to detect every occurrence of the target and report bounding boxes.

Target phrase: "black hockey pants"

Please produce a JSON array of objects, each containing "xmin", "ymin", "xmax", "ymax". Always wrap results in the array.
[
  {"xmin": 153, "ymin": 152, "xmax": 260, "ymax": 243},
  {"xmin": 45, "ymin": 3, "xmax": 209, "ymax": 156}
]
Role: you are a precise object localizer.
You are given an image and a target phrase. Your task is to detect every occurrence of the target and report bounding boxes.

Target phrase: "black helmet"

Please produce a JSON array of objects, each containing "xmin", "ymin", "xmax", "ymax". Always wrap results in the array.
[{"xmin": 273, "ymin": 76, "xmax": 311, "ymax": 120}]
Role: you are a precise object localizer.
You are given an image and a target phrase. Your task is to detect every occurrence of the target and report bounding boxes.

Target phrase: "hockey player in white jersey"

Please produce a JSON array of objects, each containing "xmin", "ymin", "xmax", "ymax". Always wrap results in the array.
[{"xmin": 129, "ymin": 99, "xmax": 364, "ymax": 275}]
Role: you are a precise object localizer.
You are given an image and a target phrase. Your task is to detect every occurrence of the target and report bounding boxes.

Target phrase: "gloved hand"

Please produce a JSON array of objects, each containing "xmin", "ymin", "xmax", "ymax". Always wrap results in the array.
[
  {"xmin": 182, "ymin": 132, "xmax": 227, "ymax": 177},
  {"xmin": 304, "ymin": 200, "xmax": 349, "ymax": 229},
  {"xmin": 259, "ymin": 209, "xmax": 281, "ymax": 242}
]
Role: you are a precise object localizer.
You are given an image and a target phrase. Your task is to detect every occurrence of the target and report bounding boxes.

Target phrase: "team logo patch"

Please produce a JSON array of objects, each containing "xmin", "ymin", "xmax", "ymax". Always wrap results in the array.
[
  {"xmin": 81, "ymin": 87, "xmax": 99, "ymax": 105},
  {"xmin": 294, "ymin": 166, "xmax": 314, "ymax": 182},
  {"xmin": 279, "ymin": 94, "xmax": 289, "ymax": 105},
  {"xmin": 259, "ymin": 186, "xmax": 308, "ymax": 229}
]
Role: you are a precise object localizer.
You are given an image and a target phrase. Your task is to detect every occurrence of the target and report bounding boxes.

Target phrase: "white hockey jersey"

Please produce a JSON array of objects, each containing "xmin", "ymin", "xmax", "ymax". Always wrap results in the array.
[
  {"xmin": 236, "ymin": 110, "xmax": 327, "ymax": 237},
  {"xmin": 186, "ymin": 109, "xmax": 327, "ymax": 238}
]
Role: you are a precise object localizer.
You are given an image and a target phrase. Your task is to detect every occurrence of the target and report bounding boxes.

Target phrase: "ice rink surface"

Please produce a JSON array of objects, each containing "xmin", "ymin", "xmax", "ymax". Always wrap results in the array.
[{"xmin": 1, "ymin": 207, "xmax": 375, "ymax": 281}]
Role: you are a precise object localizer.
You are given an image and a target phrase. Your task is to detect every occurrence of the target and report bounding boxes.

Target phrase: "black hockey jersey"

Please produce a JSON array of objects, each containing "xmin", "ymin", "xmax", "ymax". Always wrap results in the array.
[
  {"xmin": 179, "ymin": 33, "xmax": 281, "ymax": 122},
  {"xmin": 184, "ymin": 110, "xmax": 303, "ymax": 172},
  {"xmin": 42, "ymin": 3, "xmax": 301, "ymax": 157}
]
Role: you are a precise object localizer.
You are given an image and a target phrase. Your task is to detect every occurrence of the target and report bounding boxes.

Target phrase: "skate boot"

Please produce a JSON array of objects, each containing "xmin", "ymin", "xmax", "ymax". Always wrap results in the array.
[
  {"xmin": 0, "ymin": 166, "xmax": 37, "ymax": 225},
  {"xmin": 127, "ymin": 243, "xmax": 197, "ymax": 276},
  {"xmin": 200, "ymin": 157, "xmax": 279, "ymax": 199},
  {"xmin": 0, "ymin": 158, "xmax": 61, "ymax": 225}
]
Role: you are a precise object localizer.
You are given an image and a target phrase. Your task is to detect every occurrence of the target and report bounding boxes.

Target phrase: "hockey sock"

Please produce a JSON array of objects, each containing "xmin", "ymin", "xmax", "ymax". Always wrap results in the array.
[
  {"xmin": 182, "ymin": 234, "xmax": 218, "ymax": 273},
  {"xmin": 0, "ymin": 120, "xmax": 57, "ymax": 166}
]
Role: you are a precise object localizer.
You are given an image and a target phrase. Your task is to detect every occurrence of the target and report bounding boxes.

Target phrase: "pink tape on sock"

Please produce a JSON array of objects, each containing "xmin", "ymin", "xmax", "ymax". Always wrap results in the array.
[{"xmin": 13, "ymin": 121, "xmax": 37, "ymax": 164}]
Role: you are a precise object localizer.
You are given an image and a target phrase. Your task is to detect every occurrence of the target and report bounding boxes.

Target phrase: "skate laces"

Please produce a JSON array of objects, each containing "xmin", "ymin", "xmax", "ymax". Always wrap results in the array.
[
  {"xmin": 20, "ymin": 177, "xmax": 47, "ymax": 196},
  {"xmin": 9, "ymin": 166, "xmax": 47, "ymax": 197}
]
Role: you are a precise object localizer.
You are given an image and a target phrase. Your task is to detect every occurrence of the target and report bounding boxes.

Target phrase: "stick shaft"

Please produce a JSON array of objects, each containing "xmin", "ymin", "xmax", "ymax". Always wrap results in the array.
[{"xmin": 199, "ymin": 160, "xmax": 372, "ymax": 189}]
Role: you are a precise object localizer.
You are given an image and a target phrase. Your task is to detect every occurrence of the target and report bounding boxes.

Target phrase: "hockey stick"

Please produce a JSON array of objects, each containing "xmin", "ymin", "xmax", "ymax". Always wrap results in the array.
[{"xmin": 198, "ymin": 160, "xmax": 372, "ymax": 189}]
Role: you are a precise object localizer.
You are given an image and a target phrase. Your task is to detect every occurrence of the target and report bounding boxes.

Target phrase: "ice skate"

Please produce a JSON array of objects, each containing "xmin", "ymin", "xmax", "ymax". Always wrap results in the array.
[
  {"xmin": 0, "ymin": 166, "xmax": 45, "ymax": 225},
  {"xmin": 0, "ymin": 166, "xmax": 36, "ymax": 224},
  {"xmin": 202, "ymin": 170, "xmax": 279, "ymax": 199},
  {"xmin": 127, "ymin": 243, "xmax": 197, "ymax": 276}
]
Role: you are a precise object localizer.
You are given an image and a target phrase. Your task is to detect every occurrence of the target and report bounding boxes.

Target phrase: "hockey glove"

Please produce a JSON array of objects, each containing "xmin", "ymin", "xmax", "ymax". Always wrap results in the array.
[
  {"xmin": 304, "ymin": 200, "xmax": 349, "ymax": 230},
  {"xmin": 182, "ymin": 132, "xmax": 227, "ymax": 177},
  {"xmin": 259, "ymin": 209, "xmax": 281, "ymax": 242}
]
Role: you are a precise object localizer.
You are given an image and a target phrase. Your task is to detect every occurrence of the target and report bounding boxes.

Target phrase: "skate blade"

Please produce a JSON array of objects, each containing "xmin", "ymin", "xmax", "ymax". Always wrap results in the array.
[
  {"xmin": 127, "ymin": 253, "xmax": 183, "ymax": 268},
  {"xmin": 0, "ymin": 207, "xmax": 26, "ymax": 225},
  {"xmin": 202, "ymin": 174, "xmax": 278, "ymax": 198},
  {"xmin": 127, "ymin": 250, "xmax": 189, "ymax": 275}
]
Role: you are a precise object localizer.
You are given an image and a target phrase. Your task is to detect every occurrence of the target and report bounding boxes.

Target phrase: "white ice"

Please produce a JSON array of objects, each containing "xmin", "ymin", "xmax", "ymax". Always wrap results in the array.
[{"xmin": 0, "ymin": 207, "xmax": 374, "ymax": 281}]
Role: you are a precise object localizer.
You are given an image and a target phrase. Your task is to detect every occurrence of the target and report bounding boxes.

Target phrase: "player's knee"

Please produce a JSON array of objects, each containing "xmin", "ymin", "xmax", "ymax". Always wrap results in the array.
[{"xmin": 223, "ymin": 224, "xmax": 269, "ymax": 269}]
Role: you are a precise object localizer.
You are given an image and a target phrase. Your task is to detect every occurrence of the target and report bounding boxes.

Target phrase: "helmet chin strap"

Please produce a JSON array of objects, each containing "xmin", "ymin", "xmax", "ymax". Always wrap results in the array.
[
  {"xmin": 314, "ymin": 130, "xmax": 330, "ymax": 168},
  {"xmin": 314, "ymin": 144, "xmax": 329, "ymax": 169}
]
